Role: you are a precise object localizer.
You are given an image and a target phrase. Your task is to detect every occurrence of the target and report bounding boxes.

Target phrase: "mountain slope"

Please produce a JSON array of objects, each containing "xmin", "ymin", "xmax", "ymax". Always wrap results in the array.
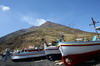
[
  {"xmin": 0, "ymin": 21, "xmax": 95, "ymax": 52},
  {"xmin": 40, "ymin": 21, "xmax": 65, "ymax": 27},
  {"xmin": 0, "ymin": 26, "xmax": 38, "ymax": 43}
]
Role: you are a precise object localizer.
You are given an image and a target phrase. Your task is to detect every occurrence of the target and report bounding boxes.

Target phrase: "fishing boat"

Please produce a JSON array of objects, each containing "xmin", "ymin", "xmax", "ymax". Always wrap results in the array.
[
  {"xmin": 42, "ymin": 38, "xmax": 61, "ymax": 61},
  {"xmin": 57, "ymin": 18, "xmax": 100, "ymax": 66},
  {"xmin": 44, "ymin": 44, "xmax": 61, "ymax": 61},
  {"xmin": 11, "ymin": 48, "xmax": 46, "ymax": 61}
]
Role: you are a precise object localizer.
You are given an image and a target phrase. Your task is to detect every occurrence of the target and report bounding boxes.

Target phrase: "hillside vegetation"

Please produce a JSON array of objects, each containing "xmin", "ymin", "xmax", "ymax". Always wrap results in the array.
[{"xmin": 0, "ymin": 21, "xmax": 96, "ymax": 52}]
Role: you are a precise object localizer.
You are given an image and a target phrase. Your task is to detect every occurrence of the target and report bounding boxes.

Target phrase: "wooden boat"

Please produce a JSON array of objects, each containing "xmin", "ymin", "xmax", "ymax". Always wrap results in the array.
[
  {"xmin": 42, "ymin": 37, "xmax": 61, "ymax": 61},
  {"xmin": 44, "ymin": 44, "xmax": 61, "ymax": 61},
  {"xmin": 57, "ymin": 18, "xmax": 100, "ymax": 66},
  {"xmin": 58, "ymin": 39, "xmax": 100, "ymax": 66},
  {"xmin": 11, "ymin": 49, "xmax": 46, "ymax": 61}
]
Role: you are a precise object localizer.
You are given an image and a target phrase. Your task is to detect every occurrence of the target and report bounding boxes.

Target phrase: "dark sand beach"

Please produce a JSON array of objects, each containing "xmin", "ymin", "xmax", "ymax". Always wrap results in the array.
[{"xmin": 0, "ymin": 56, "xmax": 100, "ymax": 66}]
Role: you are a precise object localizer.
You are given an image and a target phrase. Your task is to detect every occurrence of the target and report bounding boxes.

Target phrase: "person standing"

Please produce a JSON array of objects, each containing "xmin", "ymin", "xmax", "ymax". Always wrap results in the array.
[{"xmin": 2, "ymin": 49, "xmax": 11, "ymax": 62}]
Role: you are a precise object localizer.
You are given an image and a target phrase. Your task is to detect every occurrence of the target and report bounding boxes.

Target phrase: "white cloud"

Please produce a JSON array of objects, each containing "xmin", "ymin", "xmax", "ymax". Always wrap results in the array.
[
  {"xmin": 21, "ymin": 16, "xmax": 35, "ymax": 25},
  {"xmin": 21, "ymin": 15, "xmax": 46, "ymax": 26},
  {"xmin": 0, "ymin": 5, "xmax": 10, "ymax": 11},
  {"xmin": 37, "ymin": 19, "xmax": 46, "ymax": 26}
]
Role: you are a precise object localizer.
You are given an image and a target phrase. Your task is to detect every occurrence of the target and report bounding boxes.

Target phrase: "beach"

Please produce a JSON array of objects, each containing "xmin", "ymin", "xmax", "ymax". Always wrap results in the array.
[
  {"xmin": 0, "ymin": 56, "xmax": 100, "ymax": 66},
  {"xmin": 0, "ymin": 55, "xmax": 64, "ymax": 66}
]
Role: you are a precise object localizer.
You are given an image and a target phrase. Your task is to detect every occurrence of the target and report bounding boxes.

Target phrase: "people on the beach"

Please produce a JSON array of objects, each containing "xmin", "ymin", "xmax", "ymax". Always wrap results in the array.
[{"xmin": 2, "ymin": 48, "xmax": 11, "ymax": 62}]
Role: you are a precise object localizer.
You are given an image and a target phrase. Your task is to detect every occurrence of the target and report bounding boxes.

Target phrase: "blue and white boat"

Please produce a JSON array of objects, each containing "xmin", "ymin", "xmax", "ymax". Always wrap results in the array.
[{"xmin": 11, "ymin": 49, "xmax": 46, "ymax": 60}]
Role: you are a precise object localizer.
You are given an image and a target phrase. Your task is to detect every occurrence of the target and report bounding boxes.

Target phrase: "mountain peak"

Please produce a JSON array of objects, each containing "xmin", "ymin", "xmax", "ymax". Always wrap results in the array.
[{"xmin": 40, "ymin": 21, "xmax": 64, "ymax": 27}]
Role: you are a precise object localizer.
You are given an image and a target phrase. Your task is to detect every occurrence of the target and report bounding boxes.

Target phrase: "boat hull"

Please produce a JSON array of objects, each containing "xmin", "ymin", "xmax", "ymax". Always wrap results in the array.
[
  {"xmin": 11, "ymin": 50, "xmax": 46, "ymax": 60},
  {"xmin": 58, "ymin": 41, "xmax": 100, "ymax": 66},
  {"xmin": 44, "ymin": 46, "xmax": 61, "ymax": 60}
]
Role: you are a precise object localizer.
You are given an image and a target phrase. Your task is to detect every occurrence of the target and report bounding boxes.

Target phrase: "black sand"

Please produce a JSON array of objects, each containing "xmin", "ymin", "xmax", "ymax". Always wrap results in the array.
[{"xmin": 0, "ymin": 56, "xmax": 100, "ymax": 66}]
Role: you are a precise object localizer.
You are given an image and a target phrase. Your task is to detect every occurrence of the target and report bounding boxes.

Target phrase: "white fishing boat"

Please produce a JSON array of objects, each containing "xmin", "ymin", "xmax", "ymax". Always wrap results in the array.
[
  {"xmin": 41, "ymin": 37, "xmax": 61, "ymax": 61},
  {"xmin": 44, "ymin": 44, "xmax": 61, "ymax": 61},
  {"xmin": 58, "ymin": 39, "xmax": 100, "ymax": 66},
  {"xmin": 57, "ymin": 18, "xmax": 100, "ymax": 66},
  {"xmin": 11, "ymin": 49, "xmax": 46, "ymax": 60}
]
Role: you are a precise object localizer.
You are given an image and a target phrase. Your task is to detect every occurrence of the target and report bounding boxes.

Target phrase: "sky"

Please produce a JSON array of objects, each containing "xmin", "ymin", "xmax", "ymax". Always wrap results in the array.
[{"xmin": 0, "ymin": 0, "xmax": 100, "ymax": 37}]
